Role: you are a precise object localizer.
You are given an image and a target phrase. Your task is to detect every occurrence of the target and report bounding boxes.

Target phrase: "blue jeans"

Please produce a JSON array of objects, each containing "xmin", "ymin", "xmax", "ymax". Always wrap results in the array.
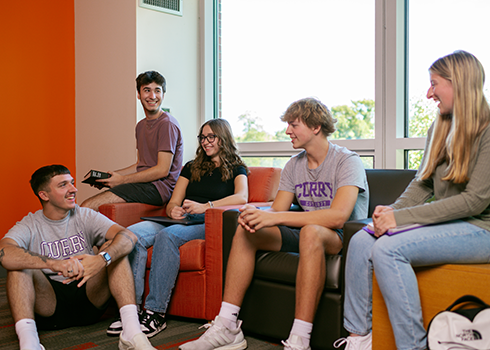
[
  {"xmin": 127, "ymin": 214, "xmax": 205, "ymax": 312},
  {"xmin": 343, "ymin": 220, "xmax": 490, "ymax": 350}
]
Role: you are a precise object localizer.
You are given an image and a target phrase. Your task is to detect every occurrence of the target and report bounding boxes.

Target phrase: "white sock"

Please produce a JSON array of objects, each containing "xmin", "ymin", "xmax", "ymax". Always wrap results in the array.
[
  {"xmin": 120, "ymin": 304, "xmax": 142, "ymax": 341},
  {"xmin": 218, "ymin": 301, "xmax": 240, "ymax": 329},
  {"xmin": 15, "ymin": 319, "xmax": 42, "ymax": 350},
  {"xmin": 289, "ymin": 319, "xmax": 312, "ymax": 345}
]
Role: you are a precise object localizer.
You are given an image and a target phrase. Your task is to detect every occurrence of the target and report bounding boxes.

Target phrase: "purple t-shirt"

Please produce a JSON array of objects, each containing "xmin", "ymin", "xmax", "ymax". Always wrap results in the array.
[{"xmin": 135, "ymin": 112, "xmax": 183, "ymax": 202}]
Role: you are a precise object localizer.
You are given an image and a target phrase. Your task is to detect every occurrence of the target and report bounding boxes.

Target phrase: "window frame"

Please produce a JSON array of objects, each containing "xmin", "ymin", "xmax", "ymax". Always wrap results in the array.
[{"xmin": 200, "ymin": 0, "xmax": 425, "ymax": 169}]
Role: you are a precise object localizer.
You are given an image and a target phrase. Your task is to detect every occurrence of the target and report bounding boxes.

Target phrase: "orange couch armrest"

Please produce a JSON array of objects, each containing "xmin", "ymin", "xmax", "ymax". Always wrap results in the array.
[
  {"xmin": 99, "ymin": 202, "xmax": 167, "ymax": 227},
  {"xmin": 204, "ymin": 208, "xmax": 227, "ymax": 319}
]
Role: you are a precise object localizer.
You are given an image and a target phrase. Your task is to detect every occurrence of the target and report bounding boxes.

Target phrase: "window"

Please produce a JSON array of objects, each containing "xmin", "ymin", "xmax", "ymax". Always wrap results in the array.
[
  {"xmin": 204, "ymin": 0, "xmax": 490, "ymax": 169},
  {"xmin": 407, "ymin": 0, "xmax": 490, "ymax": 168},
  {"xmin": 219, "ymin": 0, "xmax": 375, "ymax": 146}
]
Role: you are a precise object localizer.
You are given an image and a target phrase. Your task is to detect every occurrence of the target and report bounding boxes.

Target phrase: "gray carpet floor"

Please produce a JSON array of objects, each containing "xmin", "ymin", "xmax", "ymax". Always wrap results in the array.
[{"xmin": 0, "ymin": 276, "xmax": 279, "ymax": 349}]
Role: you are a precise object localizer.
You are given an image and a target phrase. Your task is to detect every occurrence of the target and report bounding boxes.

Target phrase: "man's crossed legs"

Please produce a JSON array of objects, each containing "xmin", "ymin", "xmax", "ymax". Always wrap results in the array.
[{"xmin": 7, "ymin": 253, "xmax": 155, "ymax": 350}]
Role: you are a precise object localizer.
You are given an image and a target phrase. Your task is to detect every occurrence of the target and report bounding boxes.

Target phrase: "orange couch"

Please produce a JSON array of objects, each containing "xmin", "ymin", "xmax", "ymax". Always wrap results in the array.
[{"xmin": 99, "ymin": 166, "xmax": 282, "ymax": 320}]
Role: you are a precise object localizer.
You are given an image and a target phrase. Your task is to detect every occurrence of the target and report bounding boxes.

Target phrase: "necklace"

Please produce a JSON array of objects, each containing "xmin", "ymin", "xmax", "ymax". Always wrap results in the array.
[{"xmin": 146, "ymin": 111, "xmax": 164, "ymax": 129}]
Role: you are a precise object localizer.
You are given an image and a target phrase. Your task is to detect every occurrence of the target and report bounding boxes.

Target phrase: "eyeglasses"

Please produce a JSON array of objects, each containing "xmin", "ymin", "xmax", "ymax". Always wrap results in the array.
[{"xmin": 198, "ymin": 134, "xmax": 218, "ymax": 143}]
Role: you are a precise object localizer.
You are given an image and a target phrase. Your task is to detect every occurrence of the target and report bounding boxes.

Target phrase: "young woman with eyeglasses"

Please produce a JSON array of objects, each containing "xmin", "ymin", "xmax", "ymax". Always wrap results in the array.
[{"xmin": 107, "ymin": 119, "xmax": 249, "ymax": 339}]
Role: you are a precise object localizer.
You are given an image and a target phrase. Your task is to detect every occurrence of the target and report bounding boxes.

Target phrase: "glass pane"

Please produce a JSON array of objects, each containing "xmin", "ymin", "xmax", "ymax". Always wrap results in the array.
[
  {"xmin": 408, "ymin": 0, "xmax": 490, "ymax": 138},
  {"xmin": 220, "ymin": 0, "xmax": 375, "ymax": 142},
  {"xmin": 360, "ymin": 156, "xmax": 374, "ymax": 169},
  {"xmin": 406, "ymin": 149, "xmax": 424, "ymax": 170},
  {"xmin": 243, "ymin": 155, "xmax": 373, "ymax": 169},
  {"xmin": 242, "ymin": 157, "xmax": 290, "ymax": 168}
]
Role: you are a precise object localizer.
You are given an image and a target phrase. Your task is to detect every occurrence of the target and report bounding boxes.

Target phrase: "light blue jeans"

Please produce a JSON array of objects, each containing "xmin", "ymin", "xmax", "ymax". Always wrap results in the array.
[
  {"xmin": 127, "ymin": 214, "xmax": 205, "ymax": 312},
  {"xmin": 343, "ymin": 220, "xmax": 490, "ymax": 350}
]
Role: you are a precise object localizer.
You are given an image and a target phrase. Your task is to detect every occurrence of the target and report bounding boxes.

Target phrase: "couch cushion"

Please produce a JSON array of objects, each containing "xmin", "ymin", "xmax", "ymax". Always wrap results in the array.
[
  {"xmin": 146, "ymin": 239, "xmax": 206, "ymax": 271},
  {"xmin": 253, "ymin": 251, "xmax": 341, "ymax": 291},
  {"xmin": 365, "ymin": 169, "xmax": 416, "ymax": 217},
  {"xmin": 248, "ymin": 167, "xmax": 281, "ymax": 202}
]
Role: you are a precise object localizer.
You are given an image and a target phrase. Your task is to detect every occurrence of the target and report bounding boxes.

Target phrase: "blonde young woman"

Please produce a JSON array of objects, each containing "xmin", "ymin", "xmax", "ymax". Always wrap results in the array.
[{"xmin": 337, "ymin": 51, "xmax": 490, "ymax": 350}]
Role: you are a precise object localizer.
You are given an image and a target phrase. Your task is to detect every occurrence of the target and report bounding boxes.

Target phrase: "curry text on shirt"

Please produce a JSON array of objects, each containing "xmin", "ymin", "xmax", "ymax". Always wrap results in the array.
[
  {"xmin": 40, "ymin": 231, "xmax": 87, "ymax": 259},
  {"xmin": 295, "ymin": 182, "xmax": 333, "ymax": 199}
]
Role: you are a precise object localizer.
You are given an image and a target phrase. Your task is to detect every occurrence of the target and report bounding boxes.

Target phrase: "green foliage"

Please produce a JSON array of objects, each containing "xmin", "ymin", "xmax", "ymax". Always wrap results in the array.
[
  {"xmin": 235, "ymin": 100, "xmax": 376, "ymax": 142},
  {"xmin": 407, "ymin": 150, "xmax": 424, "ymax": 170},
  {"xmin": 361, "ymin": 156, "xmax": 374, "ymax": 169},
  {"xmin": 409, "ymin": 95, "xmax": 437, "ymax": 138},
  {"xmin": 234, "ymin": 97, "xmax": 436, "ymax": 170},
  {"xmin": 407, "ymin": 95, "xmax": 437, "ymax": 169},
  {"xmin": 330, "ymin": 99, "xmax": 375, "ymax": 140},
  {"xmin": 235, "ymin": 113, "xmax": 273, "ymax": 142},
  {"xmin": 274, "ymin": 128, "xmax": 290, "ymax": 141}
]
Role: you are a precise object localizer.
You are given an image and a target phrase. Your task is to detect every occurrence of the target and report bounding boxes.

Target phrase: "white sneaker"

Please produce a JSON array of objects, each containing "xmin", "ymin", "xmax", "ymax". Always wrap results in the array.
[
  {"xmin": 119, "ymin": 333, "xmax": 156, "ymax": 350},
  {"xmin": 25, "ymin": 345, "xmax": 45, "ymax": 350},
  {"xmin": 179, "ymin": 316, "xmax": 247, "ymax": 350},
  {"xmin": 333, "ymin": 333, "xmax": 372, "ymax": 350},
  {"xmin": 282, "ymin": 334, "xmax": 311, "ymax": 350}
]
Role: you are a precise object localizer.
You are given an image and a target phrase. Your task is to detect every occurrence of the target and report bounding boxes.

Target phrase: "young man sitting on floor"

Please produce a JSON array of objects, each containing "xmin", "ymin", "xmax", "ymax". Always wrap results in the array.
[{"xmin": 0, "ymin": 165, "xmax": 156, "ymax": 350}]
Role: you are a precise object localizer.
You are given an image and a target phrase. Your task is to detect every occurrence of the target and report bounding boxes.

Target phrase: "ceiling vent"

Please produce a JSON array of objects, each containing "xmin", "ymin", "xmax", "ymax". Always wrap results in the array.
[{"xmin": 139, "ymin": 0, "xmax": 183, "ymax": 16}]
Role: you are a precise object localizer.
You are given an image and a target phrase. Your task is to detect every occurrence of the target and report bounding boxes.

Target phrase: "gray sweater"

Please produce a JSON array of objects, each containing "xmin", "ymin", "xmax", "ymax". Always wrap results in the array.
[{"xmin": 391, "ymin": 123, "xmax": 490, "ymax": 232}]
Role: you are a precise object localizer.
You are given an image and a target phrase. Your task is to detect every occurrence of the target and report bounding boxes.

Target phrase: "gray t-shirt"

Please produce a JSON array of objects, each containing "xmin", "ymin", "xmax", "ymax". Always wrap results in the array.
[
  {"xmin": 279, "ymin": 142, "xmax": 368, "ymax": 221},
  {"xmin": 3, "ymin": 205, "xmax": 115, "ymax": 282}
]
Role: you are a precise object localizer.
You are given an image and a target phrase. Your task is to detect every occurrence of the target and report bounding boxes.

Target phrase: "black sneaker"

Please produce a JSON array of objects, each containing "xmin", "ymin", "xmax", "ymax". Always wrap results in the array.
[
  {"xmin": 140, "ymin": 309, "xmax": 167, "ymax": 338},
  {"xmin": 107, "ymin": 318, "xmax": 122, "ymax": 336},
  {"xmin": 107, "ymin": 308, "xmax": 144, "ymax": 337}
]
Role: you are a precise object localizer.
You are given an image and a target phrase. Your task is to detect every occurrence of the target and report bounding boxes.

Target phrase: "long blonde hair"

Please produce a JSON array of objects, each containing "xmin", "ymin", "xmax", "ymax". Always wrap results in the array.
[{"xmin": 418, "ymin": 51, "xmax": 490, "ymax": 183}]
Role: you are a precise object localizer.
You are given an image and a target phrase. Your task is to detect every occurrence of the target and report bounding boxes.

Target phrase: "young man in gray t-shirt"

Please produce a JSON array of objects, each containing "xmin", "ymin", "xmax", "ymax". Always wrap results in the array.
[
  {"xmin": 0, "ymin": 165, "xmax": 157, "ymax": 350},
  {"xmin": 180, "ymin": 98, "xmax": 369, "ymax": 350}
]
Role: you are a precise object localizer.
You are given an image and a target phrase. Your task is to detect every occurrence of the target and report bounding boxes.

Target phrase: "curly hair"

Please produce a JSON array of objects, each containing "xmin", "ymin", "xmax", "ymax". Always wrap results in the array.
[
  {"xmin": 280, "ymin": 97, "xmax": 337, "ymax": 137},
  {"xmin": 135, "ymin": 71, "xmax": 166, "ymax": 93},
  {"xmin": 190, "ymin": 119, "xmax": 248, "ymax": 182}
]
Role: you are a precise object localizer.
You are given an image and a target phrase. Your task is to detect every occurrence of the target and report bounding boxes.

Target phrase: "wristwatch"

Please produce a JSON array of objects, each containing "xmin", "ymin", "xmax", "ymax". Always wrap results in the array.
[{"xmin": 99, "ymin": 251, "xmax": 112, "ymax": 266}]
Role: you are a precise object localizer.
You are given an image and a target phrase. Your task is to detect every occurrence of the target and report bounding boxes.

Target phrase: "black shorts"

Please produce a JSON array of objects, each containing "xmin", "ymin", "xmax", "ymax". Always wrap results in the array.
[
  {"xmin": 35, "ymin": 275, "xmax": 108, "ymax": 330},
  {"xmin": 278, "ymin": 225, "xmax": 344, "ymax": 253},
  {"xmin": 109, "ymin": 182, "xmax": 163, "ymax": 206}
]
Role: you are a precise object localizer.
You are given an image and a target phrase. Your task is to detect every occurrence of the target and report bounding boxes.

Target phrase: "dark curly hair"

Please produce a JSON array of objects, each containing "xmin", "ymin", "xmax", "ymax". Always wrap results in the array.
[
  {"xmin": 136, "ymin": 71, "xmax": 166, "ymax": 93},
  {"xmin": 190, "ymin": 119, "xmax": 248, "ymax": 182}
]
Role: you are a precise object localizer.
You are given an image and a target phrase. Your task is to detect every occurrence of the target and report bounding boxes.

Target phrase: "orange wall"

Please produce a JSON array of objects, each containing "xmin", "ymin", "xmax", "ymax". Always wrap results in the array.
[{"xmin": 0, "ymin": 2, "xmax": 75, "ymax": 238}]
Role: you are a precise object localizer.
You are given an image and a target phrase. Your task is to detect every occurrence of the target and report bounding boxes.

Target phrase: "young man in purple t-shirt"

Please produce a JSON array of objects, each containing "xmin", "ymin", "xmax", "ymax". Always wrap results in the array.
[{"xmin": 81, "ymin": 71, "xmax": 183, "ymax": 211}]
